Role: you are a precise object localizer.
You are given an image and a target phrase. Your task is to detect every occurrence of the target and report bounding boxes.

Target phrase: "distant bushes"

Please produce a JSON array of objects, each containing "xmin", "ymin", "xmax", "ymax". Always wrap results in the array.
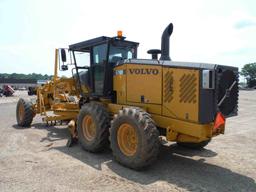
[
  {"xmin": 241, "ymin": 63, "xmax": 256, "ymax": 88},
  {"xmin": 0, "ymin": 73, "xmax": 53, "ymax": 80}
]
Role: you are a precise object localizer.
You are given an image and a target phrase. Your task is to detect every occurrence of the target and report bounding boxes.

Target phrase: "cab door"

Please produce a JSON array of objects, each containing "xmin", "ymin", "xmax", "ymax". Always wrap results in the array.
[{"xmin": 92, "ymin": 44, "xmax": 107, "ymax": 95}]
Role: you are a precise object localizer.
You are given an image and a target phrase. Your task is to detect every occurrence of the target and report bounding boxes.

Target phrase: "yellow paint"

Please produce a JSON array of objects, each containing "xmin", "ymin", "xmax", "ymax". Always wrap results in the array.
[
  {"xmin": 34, "ymin": 49, "xmax": 81, "ymax": 129},
  {"xmin": 112, "ymin": 63, "xmax": 220, "ymax": 142},
  {"xmin": 42, "ymin": 114, "xmax": 75, "ymax": 122},
  {"xmin": 152, "ymin": 114, "xmax": 212, "ymax": 138},
  {"xmin": 117, "ymin": 123, "xmax": 138, "ymax": 156},
  {"xmin": 126, "ymin": 65, "xmax": 162, "ymax": 104},
  {"xmin": 32, "ymin": 50, "xmax": 223, "ymax": 144},
  {"xmin": 82, "ymin": 115, "xmax": 96, "ymax": 141},
  {"xmin": 162, "ymin": 67, "xmax": 199, "ymax": 122},
  {"xmin": 176, "ymin": 134, "xmax": 207, "ymax": 143},
  {"xmin": 113, "ymin": 65, "xmax": 127, "ymax": 104},
  {"xmin": 54, "ymin": 49, "xmax": 58, "ymax": 82},
  {"xmin": 107, "ymin": 103, "xmax": 124, "ymax": 114},
  {"xmin": 126, "ymin": 102, "xmax": 161, "ymax": 115}
]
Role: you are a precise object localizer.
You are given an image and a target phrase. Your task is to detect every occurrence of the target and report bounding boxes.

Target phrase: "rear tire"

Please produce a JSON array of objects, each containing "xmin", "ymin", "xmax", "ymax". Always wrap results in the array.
[
  {"xmin": 16, "ymin": 98, "xmax": 34, "ymax": 127},
  {"xmin": 77, "ymin": 102, "xmax": 110, "ymax": 152},
  {"xmin": 177, "ymin": 139, "xmax": 211, "ymax": 149},
  {"xmin": 110, "ymin": 108, "xmax": 160, "ymax": 170}
]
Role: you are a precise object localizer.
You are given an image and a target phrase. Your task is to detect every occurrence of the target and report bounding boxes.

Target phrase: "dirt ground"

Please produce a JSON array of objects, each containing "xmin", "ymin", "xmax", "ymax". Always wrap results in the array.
[{"xmin": 0, "ymin": 90, "xmax": 255, "ymax": 192}]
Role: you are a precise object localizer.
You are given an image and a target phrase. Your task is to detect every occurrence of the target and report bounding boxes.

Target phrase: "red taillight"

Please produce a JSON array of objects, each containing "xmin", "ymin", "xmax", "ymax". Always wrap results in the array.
[{"xmin": 214, "ymin": 112, "xmax": 225, "ymax": 130}]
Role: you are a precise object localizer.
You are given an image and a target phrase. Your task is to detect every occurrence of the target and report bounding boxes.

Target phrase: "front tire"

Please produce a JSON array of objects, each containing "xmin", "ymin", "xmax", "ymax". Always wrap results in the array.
[
  {"xmin": 16, "ymin": 98, "xmax": 34, "ymax": 127},
  {"xmin": 110, "ymin": 108, "xmax": 160, "ymax": 170},
  {"xmin": 77, "ymin": 102, "xmax": 110, "ymax": 152}
]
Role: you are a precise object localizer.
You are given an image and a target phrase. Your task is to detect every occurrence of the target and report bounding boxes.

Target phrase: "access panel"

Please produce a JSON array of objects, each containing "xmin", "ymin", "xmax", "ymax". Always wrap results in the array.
[{"xmin": 126, "ymin": 64, "xmax": 162, "ymax": 104}]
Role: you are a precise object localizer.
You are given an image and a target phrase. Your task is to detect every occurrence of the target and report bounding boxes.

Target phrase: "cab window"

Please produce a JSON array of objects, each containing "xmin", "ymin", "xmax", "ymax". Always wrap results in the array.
[
  {"xmin": 92, "ymin": 44, "xmax": 107, "ymax": 95},
  {"xmin": 108, "ymin": 46, "xmax": 135, "ymax": 63},
  {"xmin": 93, "ymin": 44, "xmax": 107, "ymax": 64}
]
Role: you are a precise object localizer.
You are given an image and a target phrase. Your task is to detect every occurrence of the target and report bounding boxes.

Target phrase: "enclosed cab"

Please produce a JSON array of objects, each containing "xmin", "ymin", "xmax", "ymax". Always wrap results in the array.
[{"xmin": 69, "ymin": 35, "xmax": 139, "ymax": 100}]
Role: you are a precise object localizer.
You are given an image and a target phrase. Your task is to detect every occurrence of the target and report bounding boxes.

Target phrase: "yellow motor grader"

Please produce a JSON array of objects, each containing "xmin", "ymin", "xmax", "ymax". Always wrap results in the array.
[{"xmin": 16, "ymin": 23, "xmax": 239, "ymax": 169}]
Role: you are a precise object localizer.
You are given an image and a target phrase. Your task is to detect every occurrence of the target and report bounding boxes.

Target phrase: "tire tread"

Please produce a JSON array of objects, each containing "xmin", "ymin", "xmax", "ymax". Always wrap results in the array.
[
  {"xmin": 16, "ymin": 98, "xmax": 34, "ymax": 127},
  {"xmin": 77, "ymin": 102, "xmax": 110, "ymax": 152},
  {"xmin": 110, "ymin": 107, "xmax": 160, "ymax": 170}
]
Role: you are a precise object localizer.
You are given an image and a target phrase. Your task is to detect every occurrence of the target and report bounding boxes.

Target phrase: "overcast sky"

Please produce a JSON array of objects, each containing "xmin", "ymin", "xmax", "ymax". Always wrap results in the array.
[{"xmin": 0, "ymin": 0, "xmax": 255, "ymax": 75}]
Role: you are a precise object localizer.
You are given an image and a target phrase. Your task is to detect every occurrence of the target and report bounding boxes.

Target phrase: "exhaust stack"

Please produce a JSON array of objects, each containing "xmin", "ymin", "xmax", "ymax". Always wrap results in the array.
[{"xmin": 160, "ymin": 23, "xmax": 173, "ymax": 61}]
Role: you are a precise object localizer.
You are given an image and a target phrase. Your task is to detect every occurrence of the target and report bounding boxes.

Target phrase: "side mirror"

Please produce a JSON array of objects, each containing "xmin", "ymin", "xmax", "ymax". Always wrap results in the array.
[
  {"xmin": 60, "ymin": 49, "xmax": 67, "ymax": 62},
  {"xmin": 61, "ymin": 65, "xmax": 68, "ymax": 71}
]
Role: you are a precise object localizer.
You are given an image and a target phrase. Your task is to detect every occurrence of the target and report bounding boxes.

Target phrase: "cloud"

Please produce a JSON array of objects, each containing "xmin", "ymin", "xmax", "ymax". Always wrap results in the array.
[{"xmin": 234, "ymin": 19, "xmax": 256, "ymax": 29}]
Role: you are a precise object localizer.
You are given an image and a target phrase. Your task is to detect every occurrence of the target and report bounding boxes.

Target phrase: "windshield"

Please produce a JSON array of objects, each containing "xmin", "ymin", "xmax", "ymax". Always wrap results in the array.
[
  {"xmin": 108, "ymin": 46, "xmax": 135, "ymax": 63},
  {"xmin": 74, "ymin": 51, "xmax": 90, "ymax": 67}
]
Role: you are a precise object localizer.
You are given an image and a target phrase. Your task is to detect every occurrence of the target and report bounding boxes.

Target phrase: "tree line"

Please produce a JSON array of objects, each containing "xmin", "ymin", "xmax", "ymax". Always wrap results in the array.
[
  {"xmin": 0, "ymin": 62, "xmax": 255, "ymax": 87},
  {"xmin": 0, "ymin": 73, "xmax": 53, "ymax": 80},
  {"xmin": 241, "ymin": 62, "xmax": 256, "ymax": 88}
]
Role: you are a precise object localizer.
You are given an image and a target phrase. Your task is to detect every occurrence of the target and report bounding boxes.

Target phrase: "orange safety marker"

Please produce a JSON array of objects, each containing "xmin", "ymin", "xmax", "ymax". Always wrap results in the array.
[
  {"xmin": 214, "ymin": 112, "xmax": 225, "ymax": 129},
  {"xmin": 117, "ymin": 30, "xmax": 123, "ymax": 38}
]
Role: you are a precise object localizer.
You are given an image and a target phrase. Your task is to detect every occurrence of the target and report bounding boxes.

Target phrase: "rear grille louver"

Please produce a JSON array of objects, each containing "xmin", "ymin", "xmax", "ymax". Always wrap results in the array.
[
  {"xmin": 164, "ymin": 71, "xmax": 174, "ymax": 103},
  {"xmin": 179, "ymin": 74, "xmax": 197, "ymax": 103}
]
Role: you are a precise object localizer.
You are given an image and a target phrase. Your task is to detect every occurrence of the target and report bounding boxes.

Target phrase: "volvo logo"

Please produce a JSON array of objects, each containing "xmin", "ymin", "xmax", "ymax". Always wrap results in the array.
[{"xmin": 129, "ymin": 68, "xmax": 159, "ymax": 75}]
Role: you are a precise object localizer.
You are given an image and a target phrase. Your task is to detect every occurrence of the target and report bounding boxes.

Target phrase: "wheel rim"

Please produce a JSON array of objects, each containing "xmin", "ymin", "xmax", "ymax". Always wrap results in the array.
[
  {"xmin": 82, "ymin": 115, "xmax": 96, "ymax": 141},
  {"xmin": 18, "ymin": 103, "xmax": 25, "ymax": 122},
  {"xmin": 117, "ymin": 123, "xmax": 138, "ymax": 156}
]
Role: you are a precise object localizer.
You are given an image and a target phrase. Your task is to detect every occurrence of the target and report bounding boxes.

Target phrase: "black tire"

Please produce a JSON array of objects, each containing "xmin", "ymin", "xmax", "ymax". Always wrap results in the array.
[
  {"xmin": 177, "ymin": 139, "xmax": 211, "ymax": 149},
  {"xmin": 110, "ymin": 108, "xmax": 160, "ymax": 170},
  {"xmin": 77, "ymin": 102, "xmax": 110, "ymax": 152},
  {"xmin": 3, "ymin": 92, "xmax": 9, "ymax": 97},
  {"xmin": 16, "ymin": 98, "xmax": 34, "ymax": 127}
]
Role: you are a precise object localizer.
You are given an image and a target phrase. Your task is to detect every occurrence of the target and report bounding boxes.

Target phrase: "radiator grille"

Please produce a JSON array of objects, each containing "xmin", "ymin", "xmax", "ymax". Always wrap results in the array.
[
  {"xmin": 164, "ymin": 71, "xmax": 173, "ymax": 103},
  {"xmin": 216, "ymin": 68, "xmax": 239, "ymax": 117},
  {"xmin": 179, "ymin": 73, "xmax": 197, "ymax": 103}
]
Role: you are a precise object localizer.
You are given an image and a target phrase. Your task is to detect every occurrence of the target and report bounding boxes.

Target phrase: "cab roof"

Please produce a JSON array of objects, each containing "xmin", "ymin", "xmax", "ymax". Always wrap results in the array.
[{"xmin": 69, "ymin": 36, "xmax": 139, "ymax": 52}]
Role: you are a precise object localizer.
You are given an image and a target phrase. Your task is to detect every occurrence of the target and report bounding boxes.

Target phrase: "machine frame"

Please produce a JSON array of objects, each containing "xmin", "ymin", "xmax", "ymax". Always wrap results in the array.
[{"xmin": 16, "ymin": 23, "xmax": 238, "ymax": 169}]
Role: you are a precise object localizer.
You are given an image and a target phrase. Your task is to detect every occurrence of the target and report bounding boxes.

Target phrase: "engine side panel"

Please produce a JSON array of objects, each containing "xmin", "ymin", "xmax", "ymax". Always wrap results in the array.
[
  {"xmin": 162, "ymin": 67, "xmax": 199, "ymax": 122},
  {"xmin": 114, "ymin": 63, "xmax": 200, "ymax": 123},
  {"xmin": 113, "ymin": 64, "xmax": 162, "ymax": 115},
  {"xmin": 126, "ymin": 64, "xmax": 162, "ymax": 104}
]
